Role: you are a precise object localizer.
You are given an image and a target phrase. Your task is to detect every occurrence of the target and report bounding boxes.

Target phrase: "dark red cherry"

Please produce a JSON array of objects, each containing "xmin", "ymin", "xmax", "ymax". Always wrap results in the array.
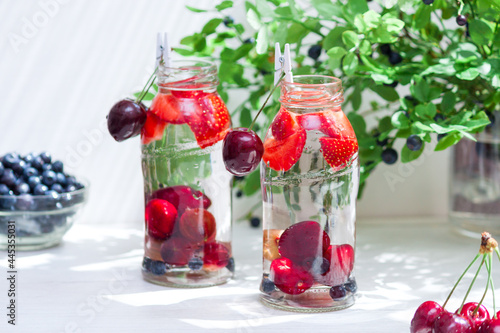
[
  {"xmin": 108, "ymin": 99, "xmax": 147, "ymax": 142},
  {"xmin": 433, "ymin": 311, "xmax": 473, "ymax": 333},
  {"xmin": 459, "ymin": 302, "xmax": 490, "ymax": 330},
  {"xmin": 478, "ymin": 317, "xmax": 500, "ymax": 332},
  {"xmin": 222, "ymin": 128, "xmax": 264, "ymax": 176},
  {"xmin": 410, "ymin": 301, "xmax": 445, "ymax": 333}
]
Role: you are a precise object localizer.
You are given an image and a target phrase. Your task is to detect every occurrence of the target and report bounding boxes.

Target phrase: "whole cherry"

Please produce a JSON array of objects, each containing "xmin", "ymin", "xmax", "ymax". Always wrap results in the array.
[
  {"xmin": 459, "ymin": 302, "xmax": 490, "ymax": 330},
  {"xmin": 222, "ymin": 128, "xmax": 264, "ymax": 176},
  {"xmin": 107, "ymin": 99, "xmax": 147, "ymax": 142},
  {"xmin": 410, "ymin": 301, "xmax": 445, "ymax": 333},
  {"xmin": 433, "ymin": 311, "xmax": 473, "ymax": 333},
  {"xmin": 478, "ymin": 317, "xmax": 500, "ymax": 332}
]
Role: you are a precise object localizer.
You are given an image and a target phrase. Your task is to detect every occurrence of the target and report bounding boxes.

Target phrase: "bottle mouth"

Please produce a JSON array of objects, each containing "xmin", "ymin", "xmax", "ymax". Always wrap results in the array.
[
  {"xmin": 280, "ymin": 75, "xmax": 344, "ymax": 108},
  {"xmin": 158, "ymin": 60, "xmax": 219, "ymax": 91}
]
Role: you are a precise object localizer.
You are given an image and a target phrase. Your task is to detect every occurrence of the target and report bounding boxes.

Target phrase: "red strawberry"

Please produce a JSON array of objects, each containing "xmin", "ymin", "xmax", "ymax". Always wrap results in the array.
[
  {"xmin": 145, "ymin": 199, "xmax": 178, "ymax": 240},
  {"xmin": 319, "ymin": 137, "xmax": 358, "ymax": 172},
  {"xmin": 315, "ymin": 244, "xmax": 354, "ymax": 286},
  {"xmin": 278, "ymin": 221, "xmax": 330, "ymax": 268},
  {"xmin": 141, "ymin": 112, "xmax": 167, "ymax": 145},
  {"xmin": 203, "ymin": 242, "xmax": 231, "ymax": 271},
  {"xmin": 179, "ymin": 208, "xmax": 216, "ymax": 245},
  {"xmin": 160, "ymin": 237, "xmax": 195, "ymax": 266},
  {"xmin": 297, "ymin": 110, "xmax": 355, "ymax": 139},
  {"xmin": 271, "ymin": 108, "xmax": 300, "ymax": 140},
  {"xmin": 150, "ymin": 93, "xmax": 184, "ymax": 124},
  {"xmin": 184, "ymin": 93, "xmax": 231, "ymax": 149},
  {"xmin": 170, "ymin": 83, "xmax": 209, "ymax": 99},
  {"xmin": 270, "ymin": 257, "xmax": 314, "ymax": 295},
  {"xmin": 262, "ymin": 129, "xmax": 306, "ymax": 172},
  {"xmin": 150, "ymin": 186, "xmax": 211, "ymax": 216}
]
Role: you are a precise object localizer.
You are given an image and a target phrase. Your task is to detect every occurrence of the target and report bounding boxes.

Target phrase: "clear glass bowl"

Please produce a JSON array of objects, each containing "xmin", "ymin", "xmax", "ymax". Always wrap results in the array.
[{"xmin": 0, "ymin": 184, "xmax": 88, "ymax": 250}]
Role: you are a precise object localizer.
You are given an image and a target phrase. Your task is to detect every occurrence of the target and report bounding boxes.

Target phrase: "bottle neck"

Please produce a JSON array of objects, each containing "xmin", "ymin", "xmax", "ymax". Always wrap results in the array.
[{"xmin": 157, "ymin": 60, "xmax": 219, "ymax": 93}]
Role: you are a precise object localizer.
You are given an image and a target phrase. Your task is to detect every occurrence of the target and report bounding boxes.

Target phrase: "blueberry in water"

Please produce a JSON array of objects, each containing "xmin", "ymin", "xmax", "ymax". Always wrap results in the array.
[
  {"xmin": 261, "ymin": 278, "xmax": 276, "ymax": 294},
  {"xmin": 236, "ymin": 190, "xmax": 243, "ymax": 198},
  {"xmin": 31, "ymin": 156, "xmax": 44, "ymax": 170},
  {"xmin": 308, "ymin": 45, "xmax": 322, "ymax": 60},
  {"xmin": 39, "ymin": 152, "xmax": 51, "ymax": 164},
  {"xmin": 41, "ymin": 163, "xmax": 52, "ymax": 171},
  {"xmin": 1, "ymin": 169, "xmax": 17, "ymax": 187},
  {"xmin": 2, "ymin": 153, "xmax": 19, "ymax": 168},
  {"xmin": 150, "ymin": 260, "xmax": 167, "ymax": 275},
  {"xmin": 250, "ymin": 217, "xmax": 260, "ymax": 228},
  {"xmin": 51, "ymin": 184, "xmax": 64, "ymax": 193},
  {"xmin": 381, "ymin": 148, "xmax": 398, "ymax": 165},
  {"xmin": 345, "ymin": 279, "xmax": 357, "ymax": 293},
  {"xmin": 0, "ymin": 184, "xmax": 9, "ymax": 195},
  {"xmin": 142, "ymin": 257, "xmax": 153, "ymax": 271},
  {"xmin": 52, "ymin": 160, "xmax": 64, "ymax": 173},
  {"xmin": 311, "ymin": 257, "xmax": 330, "ymax": 275},
  {"xmin": 33, "ymin": 184, "xmax": 49, "ymax": 195},
  {"xmin": 388, "ymin": 52, "xmax": 403, "ymax": 65},
  {"xmin": 56, "ymin": 173, "xmax": 67, "ymax": 186},
  {"xmin": 15, "ymin": 194, "xmax": 34, "ymax": 211},
  {"xmin": 42, "ymin": 170, "xmax": 57, "ymax": 186},
  {"xmin": 329, "ymin": 285, "xmax": 347, "ymax": 300},
  {"xmin": 28, "ymin": 176, "xmax": 41, "ymax": 189},
  {"xmin": 23, "ymin": 167, "xmax": 38, "ymax": 179},
  {"xmin": 188, "ymin": 257, "xmax": 204, "ymax": 271},
  {"xmin": 15, "ymin": 182, "xmax": 30, "ymax": 195},
  {"xmin": 226, "ymin": 257, "xmax": 235, "ymax": 272},
  {"xmin": 0, "ymin": 162, "xmax": 4, "ymax": 176},
  {"xmin": 406, "ymin": 135, "xmax": 423, "ymax": 151}
]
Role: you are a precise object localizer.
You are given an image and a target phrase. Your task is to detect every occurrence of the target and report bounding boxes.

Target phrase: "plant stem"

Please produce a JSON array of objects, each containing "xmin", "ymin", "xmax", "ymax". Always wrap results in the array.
[
  {"xmin": 458, "ymin": 254, "xmax": 486, "ymax": 313},
  {"xmin": 474, "ymin": 253, "xmax": 492, "ymax": 316},
  {"xmin": 491, "ymin": 255, "xmax": 497, "ymax": 319},
  {"xmin": 249, "ymin": 72, "xmax": 285, "ymax": 131},
  {"xmin": 136, "ymin": 67, "xmax": 158, "ymax": 103},
  {"xmin": 443, "ymin": 253, "xmax": 480, "ymax": 309}
]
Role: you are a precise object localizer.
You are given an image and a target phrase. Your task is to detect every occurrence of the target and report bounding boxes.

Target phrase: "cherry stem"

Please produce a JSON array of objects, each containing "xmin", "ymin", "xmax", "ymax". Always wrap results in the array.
[
  {"xmin": 443, "ymin": 253, "xmax": 480, "ymax": 309},
  {"xmin": 249, "ymin": 72, "xmax": 285, "ymax": 132},
  {"xmin": 136, "ymin": 67, "xmax": 158, "ymax": 104},
  {"xmin": 458, "ymin": 254, "xmax": 486, "ymax": 313},
  {"xmin": 474, "ymin": 253, "xmax": 492, "ymax": 317},
  {"xmin": 491, "ymin": 258, "xmax": 497, "ymax": 319}
]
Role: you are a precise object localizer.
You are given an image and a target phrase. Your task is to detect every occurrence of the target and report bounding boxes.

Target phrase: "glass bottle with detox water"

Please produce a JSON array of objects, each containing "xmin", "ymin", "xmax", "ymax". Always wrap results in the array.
[{"xmin": 260, "ymin": 75, "xmax": 359, "ymax": 311}]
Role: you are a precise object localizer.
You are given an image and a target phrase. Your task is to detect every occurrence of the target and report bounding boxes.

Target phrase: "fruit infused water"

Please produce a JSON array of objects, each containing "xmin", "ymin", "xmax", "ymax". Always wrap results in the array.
[
  {"xmin": 260, "ymin": 75, "xmax": 359, "ymax": 311},
  {"xmin": 141, "ymin": 60, "xmax": 233, "ymax": 287}
]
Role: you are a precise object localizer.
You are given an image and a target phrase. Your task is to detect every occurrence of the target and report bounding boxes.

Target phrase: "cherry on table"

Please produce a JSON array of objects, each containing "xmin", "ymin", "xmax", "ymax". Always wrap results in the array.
[
  {"xmin": 107, "ymin": 99, "xmax": 147, "ymax": 142},
  {"xmin": 478, "ymin": 317, "xmax": 500, "ymax": 332},
  {"xmin": 433, "ymin": 311, "xmax": 473, "ymax": 333},
  {"xmin": 459, "ymin": 302, "xmax": 490, "ymax": 330},
  {"xmin": 222, "ymin": 128, "xmax": 264, "ymax": 176},
  {"xmin": 410, "ymin": 301, "xmax": 445, "ymax": 333}
]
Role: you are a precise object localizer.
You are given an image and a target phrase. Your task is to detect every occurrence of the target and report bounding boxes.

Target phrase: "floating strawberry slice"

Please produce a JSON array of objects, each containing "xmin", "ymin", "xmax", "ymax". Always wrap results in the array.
[
  {"xmin": 150, "ymin": 93, "xmax": 184, "ymax": 124},
  {"xmin": 271, "ymin": 108, "xmax": 300, "ymax": 140},
  {"xmin": 270, "ymin": 257, "xmax": 314, "ymax": 295},
  {"xmin": 315, "ymin": 244, "xmax": 354, "ymax": 286},
  {"xmin": 203, "ymin": 242, "xmax": 231, "ymax": 271},
  {"xmin": 150, "ymin": 185, "xmax": 211, "ymax": 216},
  {"xmin": 184, "ymin": 93, "xmax": 231, "ymax": 149},
  {"xmin": 179, "ymin": 208, "xmax": 216, "ymax": 245},
  {"xmin": 145, "ymin": 199, "xmax": 178, "ymax": 240},
  {"xmin": 170, "ymin": 84, "xmax": 209, "ymax": 100},
  {"xmin": 297, "ymin": 110, "xmax": 355, "ymax": 139},
  {"xmin": 141, "ymin": 112, "xmax": 167, "ymax": 145},
  {"xmin": 319, "ymin": 137, "xmax": 358, "ymax": 172},
  {"xmin": 278, "ymin": 221, "xmax": 330, "ymax": 268},
  {"xmin": 160, "ymin": 237, "xmax": 195, "ymax": 266},
  {"xmin": 262, "ymin": 129, "xmax": 306, "ymax": 172}
]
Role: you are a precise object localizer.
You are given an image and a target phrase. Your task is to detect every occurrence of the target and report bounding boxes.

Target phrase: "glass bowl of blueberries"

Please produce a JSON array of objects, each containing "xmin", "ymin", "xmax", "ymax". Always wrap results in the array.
[{"xmin": 0, "ymin": 152, "xmax": 88, "ymax": 250}]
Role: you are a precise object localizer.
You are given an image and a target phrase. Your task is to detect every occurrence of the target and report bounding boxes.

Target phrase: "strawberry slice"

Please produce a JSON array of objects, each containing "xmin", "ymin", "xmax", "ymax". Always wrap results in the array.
[
  {"xmin": 297, "ymin": 110, "xmax": 355, "ymax": 139},
  {"xmin": 150, "ymin": 93, "xmax": 184, "ymax": 124},
  {"xmin": 185, "ymin": 93, "xmax": 231, "ymax": 149},
  {"xmin": 319, "ymin": 137, "xmax": 358, "ymax": 172},
  {"xmin": 262, "ymin": 129, "xmax": 306, "ymax": 172},
  {"xmin": 170, "ymin": 83, "xmax": 209, "ymax": 99},
  {"xmin": 271, "ymin": 108, "xmax": 300, "ymax": 140},
  {"xmin": 141, "ymin": 112, "xmax": 167, "ymax": 145}
]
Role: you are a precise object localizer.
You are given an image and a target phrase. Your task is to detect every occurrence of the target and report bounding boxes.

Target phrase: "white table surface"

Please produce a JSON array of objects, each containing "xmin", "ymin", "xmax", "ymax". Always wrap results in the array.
[{"xmin": 0, "ymin": 217, "xmax": 495, "ymax": 333}]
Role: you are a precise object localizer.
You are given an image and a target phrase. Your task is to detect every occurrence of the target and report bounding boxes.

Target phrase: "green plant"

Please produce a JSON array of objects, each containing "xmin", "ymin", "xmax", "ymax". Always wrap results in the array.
[{"xmin": 175, "ymin": 0, "xmax": 500, "ymax": 201}]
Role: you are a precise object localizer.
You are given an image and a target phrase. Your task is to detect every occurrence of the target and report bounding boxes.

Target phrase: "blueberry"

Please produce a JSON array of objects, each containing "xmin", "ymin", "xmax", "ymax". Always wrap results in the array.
[
  {"xmin": 250, "ymin": 217, "xmax": 260, "ymax": 228},
  {"xmin": 0, "ymin": 184, "xmax": 9, "ymax": 195},
  {"xmin": 456, "ymin": 15, "xmax": 467, "ymax": 26},
  {"xmin": 23, "ymin": 153, "xmax": 35, "ymax": 163},
  {"xmin": 65, "ymin": 184, "xmax": 77, "ymax": 192},
  {"xmin": 41, "ymin": 163, "xmax": 52, "ymax": 171},
  {"xmin": 2, "ymin": 153, "xmax": 19, "ymax": 168},
  {"xmin": 15, "ymin": 194, "xmax": 35, "ymax": 210},
  {"xmin": 311, "ymin": 257, "xmax": 330, "ymax": 275},
  {"xmin": 59, "ymin": 193, "xmax": 74, "ymax": 207},
  {"xmin": 36, "ymin": 217, "xmax": 55, "ymax": 234},
  {"xmin": 56, "ymin": 173, "xmax": 67, "ymax": 186},
  {"xmin": 39, "ymin": 152, "xmax": 52, "ymax": 164},
  {"xmin": 31, "ymin": 156, "xmax": 44, "ymax": 170},
  {"xmin": 486, "ymin": 112, "xmax": 496, "ymax": 129},
  {"xmin": 223, "ymin": 16, "xmax": 234, "ymax": 27},
  {"xmin": 188, "ymin": 257, "xmax": 204, "ymax": 271},
  {"xmin": 236, "ymin": 190, "xmax": 243, "ymax": 198},
  {"xmin": 42, "ymin": 170, "xmax": 57, "ymax": 186},
  {"xmin": 381, "ymin": 148, "xmax": 398, "ymax": 165},
  {"xmin": 65, "ymin": 176, "xmax": 76, "ymax": 186},
  {"xmin": 33, "ymin": 184, "xmax": 49, "ymax": 195},
  {"xmin": 376, "ymin": 137, "xmax": 389, "ymax": 147},
  {"xmin": 261, "ymin": 278, "xmax": 275, "ymax": 294},
  {"xmin": 142, "ymin": 257, "xmax": 153, "ymax": 271},
  {"xmin": 434, "ymin": 114, "xmax": 445, "ymax": 122},
  {"xmin": 74, "ymin": 182, "xmax": 84, "ymax": 190},
  {"xmin": 1, "ymin": 169, "xmax": 17, "ymax": 187},
  {"xmin": 49, "ymin": 214, "xmax": 67, "ymax": 226},
  {"xmin": 226, "ymin": 257, "xmax": 235, "ymax": 272},
  {"xmin": 0, "ymin": 193, "xmax": 16, "ymax": 210},
  {"xmin": 15, "ymin": 182, "xmax": 30, "ymax": 195},
  {"xmin": 423, "ymin": 0, "xmax": 434, "ymax": 4},
  {"xmin": 51, "ymin": 183, "xmax": 64, "ymax": 193},
  {"xmin": 11, "ymin": 160, "xmax": 26, "ymax": 176},
  {"xmin": 28, "ymin": 176, "xmax": 41, "ymax": 190},
  {"xmin": 243, "ymin": 38, "xmax": 255, "ymax": 44},
  {"xmin": 383, "ymin": 81, "xmax": 398, "ymax": 88},
  {"xmin": 52, "ymin": 160, "xmax": 64, "ymax": 173},
  {"xmin": 23, "ymin": 167, "xmax": 38, "ymax": 179},
  {"xmin": 41, "ymin": 190, "xmax": 60, "ymax": 209},
  {"xmin": 329, "ymin": 285, "xmax": 347, "ymax": 300},
  {"xmin": 308, "ymin": 45, "xmax": 322, "ymax": 60},
  {"xmin": 380, "ymin": 44, "xmax": 391, "ymax": 55},
  {"xmin": 0, "ymin": 162, "xmax": 4, "ymax": 177},
  {"xmin": 406, "ymin": 135, "xmax": 423, "ymax": 151},
  {"xmin": 388, "ymin": 52, "xmax": 403, "ymax": 65},
  {"xmin": 150, "ymin": 260, "xmax": 167, "ymax": 275},
  {"xmin": 345, "ymin": 279, "xmax": 357, "ymax": 293},
  {"xmin": 437, "ymin": 133, "xmax": 447, "ymax": 141}
]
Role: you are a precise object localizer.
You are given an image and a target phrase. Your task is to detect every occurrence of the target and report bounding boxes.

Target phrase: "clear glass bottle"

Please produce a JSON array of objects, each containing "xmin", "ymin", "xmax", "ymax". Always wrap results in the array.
[
  {"xmin": 260, "ymin": 75, "xmax": 359, "ymax": 311},
  {"xmin": 141, "ymin": 60, "xmax": 233, "ymax": 287}
]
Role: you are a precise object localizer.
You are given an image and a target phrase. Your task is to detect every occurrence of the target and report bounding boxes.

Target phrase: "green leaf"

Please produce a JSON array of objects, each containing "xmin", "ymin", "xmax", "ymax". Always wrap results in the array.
[
  {"xmin": 401, "ymin": 144, "xmax": 424, "ymax": 163},
  {"xmin": 435, "ymin": 132, "xmax": 462, "ymax": 151},
  {"xmin": 391, "ymin": 111, "xmax": 410, "ymax": 129},
  {"xmin": 348, "ymin": 0, "xmax": 369, "ymax": 15},
  {"xmin": 469, "ymin": 19, "xmax": 494, "ymax": 45},
  {"xmin": 358, "ymin": 40, "xmax": 371, "ymax": 55},
  {"xmin": 327, "ymin": 47, "xmax": 347, "ymax": 69},
  {"xmin": 348, "ymin": 112, "xmax": 366, "ymax": 134},
  {"xmin": 412, "ymin": 121, "xmax": 433, "ymax": 133},
  {"xmin": 311, "ymin": 0, "xmax": 342, "ymax": 18},
  {"xmin": 342, "ymin": 53, "xmax": 358, "ymax": 75},
  {"xmin": 186, "ymin": 5, "xmax": 207, "ymax": 13},
  {"xmin": 456, "ymin": 68, "xmax": 480, "ymax": 81},
  {"xmin": 215, "ymin": 1, "xmax": 233, "ymax": 11},
  {"xmin": 323, "ymin": 27, "xmax": 347, "ymax": 50},
  {"xmin": 441, "ymin": 92, "xmax": 456, "ymax": 114},
  {"xmin": 421, "ymin": 63, "xmax": 456, "ymax": 76},
  {"xmin": 256, "ymin": 26, "xmax": 269, "ymax": 54},
  {"xmin": 239, "ymin": 107, "xmax": 253, "ymax": 128},
  {"xmin": 247, "ymin": 9, "xmax": 262, "ymax": 30},
  {"xmin": 342, "ymin": 31, "xmax": 359, "ymax": 50},
  {"xmin": 202, "ymin": 18, "xmax": 223, "ymax": 35},
  {"xmin": 415, "ymin": 103, "xmax": 437, "ymax": 119},
  {"xmin": 410, "ymin": 76, "xmax": 430, "ymax": 103},
  {"xmin": 414, "ymin": 4, "xmax": 431, "ymax": 30},
  {"xmin": 371, "ymin": 85, "xmax": 399, "ymax": 101},
  {"xmin": 134, "ymin": 91, "xmax": 154, "ymax": 101},
  {"xmin": 256, "ymin": 0, "xmax": 275, "ymax": 17},
  {"xmin": 383, "ymin": 16, "xmax": 405, "ymax": 34},
  {"xmin": 243, "ymin": 169, "xmax": 261, "ymax": 196}
]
